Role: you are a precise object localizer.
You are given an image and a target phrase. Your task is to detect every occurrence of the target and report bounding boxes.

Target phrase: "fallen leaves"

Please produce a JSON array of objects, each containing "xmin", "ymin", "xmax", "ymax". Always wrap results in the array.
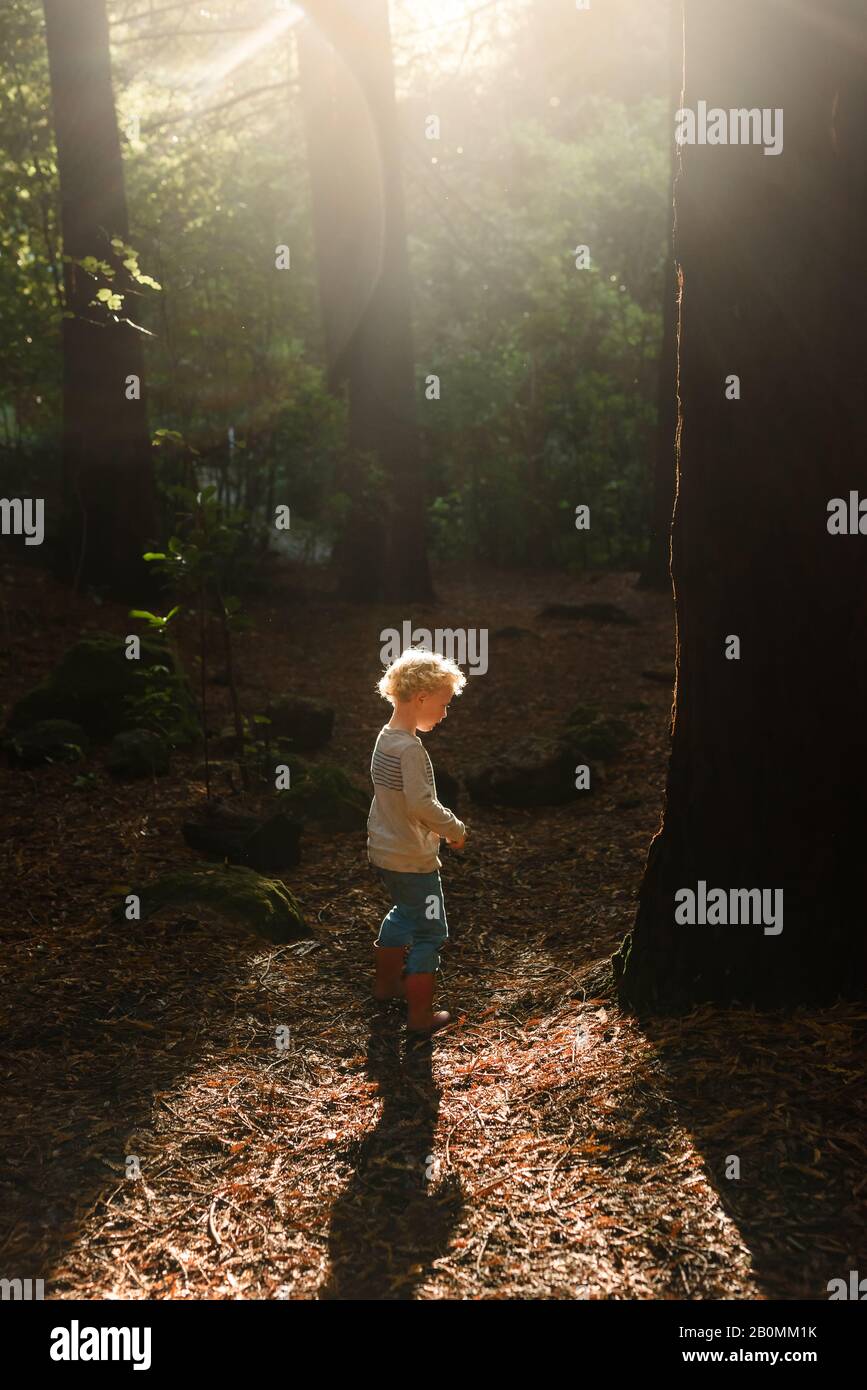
[{"xmin": 1, "ymin": 564, "xmax": 864, "ymax": 1302}]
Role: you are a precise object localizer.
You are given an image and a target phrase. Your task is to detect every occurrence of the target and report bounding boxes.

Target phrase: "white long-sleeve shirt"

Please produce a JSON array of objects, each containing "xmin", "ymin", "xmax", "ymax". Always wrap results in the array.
[{"xmin": 367, "ymin": 724, "xmax": 466, "ymax": 872}]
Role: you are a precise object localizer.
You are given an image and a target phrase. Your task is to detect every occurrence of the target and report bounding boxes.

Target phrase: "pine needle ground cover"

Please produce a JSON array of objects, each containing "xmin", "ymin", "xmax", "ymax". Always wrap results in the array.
[{"xmin": 1, "ymin": 560, "xmax": 863, "ymax": 1300}]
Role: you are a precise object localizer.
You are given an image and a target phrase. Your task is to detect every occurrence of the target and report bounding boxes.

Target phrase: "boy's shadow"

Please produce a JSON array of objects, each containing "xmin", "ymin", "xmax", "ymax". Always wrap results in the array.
[{"xmin": 318, "ymin": 1010, "xmax": 464, "ymax": 1300}]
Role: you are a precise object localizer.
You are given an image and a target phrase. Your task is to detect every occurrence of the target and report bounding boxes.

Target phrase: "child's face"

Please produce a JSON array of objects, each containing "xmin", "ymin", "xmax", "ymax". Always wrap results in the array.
[{"xmin": 414, "ymin": 682, "xmax": 455, "ymax": 732}]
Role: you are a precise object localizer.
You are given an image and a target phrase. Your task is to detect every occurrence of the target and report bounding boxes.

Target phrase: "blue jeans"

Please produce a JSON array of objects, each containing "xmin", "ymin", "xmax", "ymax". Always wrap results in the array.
[{"xmin": 373, "ymin": 867, "xmax": 449, "ymax": 975}]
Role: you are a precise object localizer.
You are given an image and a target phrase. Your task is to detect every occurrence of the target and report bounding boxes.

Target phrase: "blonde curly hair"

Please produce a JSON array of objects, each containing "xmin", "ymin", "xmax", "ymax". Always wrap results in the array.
[{"xmin": 376, "ymin": 647, "xmax": 467, "ymax": 705}]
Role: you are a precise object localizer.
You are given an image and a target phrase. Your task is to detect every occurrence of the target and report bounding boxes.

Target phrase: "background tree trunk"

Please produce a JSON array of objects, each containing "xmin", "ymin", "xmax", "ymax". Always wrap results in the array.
[
  {"xmin": 298, "ymin": 0, "xmax": 433, "ymax": 603},
  {"xmin": 43, "ymin": 0, "xmax": 156, "ymax": 595},
  {"xmin": 616, "ymin": 0, "xmax": 867, "ymax": 1008}
]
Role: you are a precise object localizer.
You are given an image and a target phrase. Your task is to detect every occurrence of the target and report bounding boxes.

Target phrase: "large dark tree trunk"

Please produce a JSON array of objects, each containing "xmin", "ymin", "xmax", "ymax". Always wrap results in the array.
[
  {"xmin": 616, "ymin": 0, "xmax": 867, "ymax": 1009},
  {"xmin": 637, "ymin": 242, "xmax": 678, "ymax": 591},
  {"xmin": 637, "ymin": 0, "xmax": 681, "ymax": 592},
  {"xmin": 43, "ymin": 0, "xmax": 156, "ymax": 595},
  {"xmin": 298, "ymin": 0, "xmax": 433, "ymax": 603}
]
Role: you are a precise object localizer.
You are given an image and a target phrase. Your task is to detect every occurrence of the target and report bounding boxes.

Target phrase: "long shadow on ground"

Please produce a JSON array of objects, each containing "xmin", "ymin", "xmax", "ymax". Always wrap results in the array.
[{"xmin": 319, "ymin": 1008, "xmax": 464, "ymax": 1299}]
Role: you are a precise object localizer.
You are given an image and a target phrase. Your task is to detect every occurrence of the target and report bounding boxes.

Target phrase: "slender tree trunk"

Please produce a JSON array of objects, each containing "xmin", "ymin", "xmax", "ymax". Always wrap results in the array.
[
  {"xmin": 298, "ymin": 0, "xmax": 433, "ymax": 602},
  {"xmin": 215, "ymin": 583, "xmax": 248, "ymax": 792},
  {"xmin": 43, "ymin": 0, "xmax": 157, "ymax": 595},
  {"xmin": 198, "ymin": 575, "xmax": 211, "ymax": 803},
  {"xmin": 616, "ymin": 0, "xmax": 867, "ymax": 1009}
]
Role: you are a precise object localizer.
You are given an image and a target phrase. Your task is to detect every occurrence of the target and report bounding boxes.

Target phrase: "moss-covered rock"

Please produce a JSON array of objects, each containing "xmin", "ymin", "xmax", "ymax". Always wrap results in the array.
[
  {"xmin": 277, "ymin": 761, "xmax": 368, "ymax": 831},
  {"xmin": 467, "ymin": 710, "xmax": 633, "ymax": 809},
  {"xmin": 562, "ymin": 706, "xmax": 633, "ymax": 761},
  {"xmin": 6, "ymin": 632, "xmax": 198, "ymax": 744},
  {"xmin": 5, "ymin": 719, "xmax": 89, "ymax": 768},
  {"xmin": 106, "ymin": 729, "xmax": 171, "ymax": 778},
  {"xmin": 466, "ymin": 736, "xmax": 578, "ymax": 807},
  {"xmin": 126, "ymin": 864, "xmax": 310, "ymax": 943}
]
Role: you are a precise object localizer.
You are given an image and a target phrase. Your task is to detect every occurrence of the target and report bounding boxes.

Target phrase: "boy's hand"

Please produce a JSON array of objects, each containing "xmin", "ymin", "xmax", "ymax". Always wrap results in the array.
[{"xmin": 445, "ymin": 831, "xmax": 466, "ymax": 849}]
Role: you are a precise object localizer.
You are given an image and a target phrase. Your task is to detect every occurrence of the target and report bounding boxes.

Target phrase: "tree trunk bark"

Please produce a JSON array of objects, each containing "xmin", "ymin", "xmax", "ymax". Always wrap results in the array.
[
  {"xmin": 298, "ymin": 0, "xmax": 433, "ymax": 603},
  {"xmin": 616, "ymin": 0, "xmax": 867, "ymax": 1009},
  {"xmin": 637, "ymin": 0, "xmax": 681, "ymax": 592},
  {"xmin": 637, "ymin": 239, "xmax": 679, "ymax": 590},
  {"xmin": 43, "ymin": 0, "xmax": 156, "ymax": 596}
]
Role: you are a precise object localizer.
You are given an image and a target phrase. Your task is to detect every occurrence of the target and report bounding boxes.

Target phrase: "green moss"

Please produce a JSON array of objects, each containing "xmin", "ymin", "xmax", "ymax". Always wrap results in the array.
[
  {"xmin": 128, "ymin": 864, "xmax": 310, "ymax": 944},
  {"xmin": 277, "ymin": 761, "xmax": 368, "ymax": 831},
  {"xmin": 563, "ymin": 705, "xmax": 633, "ymax": 761},
  {"xmin": 7, "ymin": 632, "xmax": 198, "ymax": 744}
]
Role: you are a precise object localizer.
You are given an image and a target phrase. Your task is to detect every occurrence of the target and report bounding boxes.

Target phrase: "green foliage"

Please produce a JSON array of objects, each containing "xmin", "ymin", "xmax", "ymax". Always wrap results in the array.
[
  {"xmin": 6, "ymin": 631, "xmax": 194, "ymax": 741},
  {"xmin": 122, "ymin": 658, "xmax": 198, "ymax": 746},
  {"xmin": 413, "ymin": 94, "xmax": 668, "ymax": 569},
  {"xmin": 63, "ymin": 236, "xmax": 161, "ymax": 325},
  {"xmin": 0, "ymin": 0, "xmax": 669, "ymax": 573},
  {"xmin": 0, "ymin": 0, "xmax": 62, "ymax": 454},
  {"xmin": 145, "ymin": 482, "xmax": 252, "ymax": 608},
  {"xmin": 139, "ymin": 477, "xmax": 254, "ymax": 786},
  {"xmin": 129, "ymin": 605, "xmax": 180, "ymax": 630}
]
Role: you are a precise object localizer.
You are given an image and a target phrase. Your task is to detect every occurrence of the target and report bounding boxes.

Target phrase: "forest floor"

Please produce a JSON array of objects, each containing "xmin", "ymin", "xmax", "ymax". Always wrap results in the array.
[{"xmin": 1, "ymin": 555, "xmax": 864, "ymax": 1300}]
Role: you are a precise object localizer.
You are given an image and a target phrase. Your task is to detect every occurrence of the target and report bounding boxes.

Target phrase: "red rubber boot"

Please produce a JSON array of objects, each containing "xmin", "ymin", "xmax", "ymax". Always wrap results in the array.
[
  {"xmin": 373, "ymin": 945, "xmax": 406, "ymax": 1001},
  {"xmin": 404, "ymin": 973, "xmax": 450, "ymax": 1035}
]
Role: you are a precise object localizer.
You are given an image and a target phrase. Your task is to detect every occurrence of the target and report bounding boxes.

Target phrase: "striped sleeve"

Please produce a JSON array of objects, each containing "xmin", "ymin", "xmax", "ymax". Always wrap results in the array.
[{"xmin": 371, "ymin": 744, "xmax": 404, "ymax": 791}]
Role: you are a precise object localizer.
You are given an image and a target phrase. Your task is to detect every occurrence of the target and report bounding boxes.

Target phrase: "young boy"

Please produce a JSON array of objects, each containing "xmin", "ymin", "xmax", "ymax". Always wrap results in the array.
[{"xmin": 367, "ymin": 648, "xmax": 467, "ymax": 1036}]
